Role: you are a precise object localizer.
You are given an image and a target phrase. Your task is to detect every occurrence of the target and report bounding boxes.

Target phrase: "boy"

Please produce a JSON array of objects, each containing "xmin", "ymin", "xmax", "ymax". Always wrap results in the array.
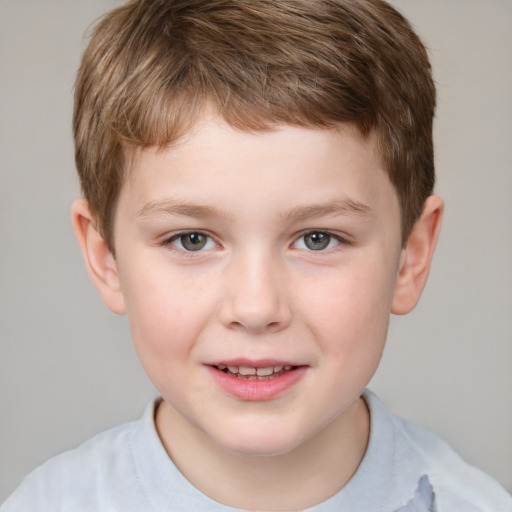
[{"xmin": 2, "ymin": 0, "xmax": 511, "ymax": 510}]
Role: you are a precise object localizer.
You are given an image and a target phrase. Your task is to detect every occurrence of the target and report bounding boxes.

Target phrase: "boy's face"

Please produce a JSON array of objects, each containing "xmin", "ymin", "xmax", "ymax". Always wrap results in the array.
[{"xmin": 109, "ymin": 117, "xmax": 405, "ymax": 456}]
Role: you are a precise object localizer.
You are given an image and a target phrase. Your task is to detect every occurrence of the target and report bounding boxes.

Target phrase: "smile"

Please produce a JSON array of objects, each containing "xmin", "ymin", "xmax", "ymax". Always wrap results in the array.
[
  {"xmin": 216, "ymin": 364, "xmax": 295, "ymax": 380},
  {"xmin": 207, "ymin": 362, "xmax": 307, "ymax": 401}
]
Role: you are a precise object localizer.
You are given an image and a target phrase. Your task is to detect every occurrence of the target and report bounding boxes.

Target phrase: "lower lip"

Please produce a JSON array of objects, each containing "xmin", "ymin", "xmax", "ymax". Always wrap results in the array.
[{"xmin": 207, "ymin": 366, "xmax": 307, "ymax": 401}]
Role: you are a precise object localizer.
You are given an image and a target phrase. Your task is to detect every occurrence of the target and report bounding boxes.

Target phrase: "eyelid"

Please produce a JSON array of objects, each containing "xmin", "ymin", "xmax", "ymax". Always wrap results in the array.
[
  {"xmin": 164, "ymin": 230, "xmax": 220, "ymax": 253},
  {"xmin": 291, "ymin": 229, "xmax": 350, "ymax": 251},
  {"xmin": 161, "ymin": 229, "xmax": 350, "ymax": 254}
]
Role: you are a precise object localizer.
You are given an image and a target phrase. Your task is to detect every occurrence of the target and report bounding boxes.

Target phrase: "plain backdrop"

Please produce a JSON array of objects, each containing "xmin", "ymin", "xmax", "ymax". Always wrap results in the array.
[{"xmin": 1, "ymin": 0, "xmax": 511, "ymax": 502}]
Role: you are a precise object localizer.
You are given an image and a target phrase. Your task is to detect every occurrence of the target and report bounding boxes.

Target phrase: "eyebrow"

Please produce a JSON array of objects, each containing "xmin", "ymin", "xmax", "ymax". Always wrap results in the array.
[
  {"xmin": 283, "ymin": 199, "xmax": 373, "ymax": 222},
  {"xmin": 136, "ymin": 198, "xmax": 372, "ymax": 222},
  {"xmin": 136, "ymin": 199, "xmax": 232, "ymax": 220}
]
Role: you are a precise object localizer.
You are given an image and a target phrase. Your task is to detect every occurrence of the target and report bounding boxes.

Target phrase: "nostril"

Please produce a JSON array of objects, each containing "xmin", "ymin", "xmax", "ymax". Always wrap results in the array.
[
  {"xmin": 217, "ymin": 284, "xmax": 292, "ymax": 333},
  {"xmin": 227, "ymin": 319, "xmax": 286, "ymax": 334}
]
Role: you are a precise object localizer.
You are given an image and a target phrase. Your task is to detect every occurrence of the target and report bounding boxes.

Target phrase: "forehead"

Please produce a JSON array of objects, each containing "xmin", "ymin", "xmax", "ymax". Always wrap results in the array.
[{"xmin": 119, "ymin": 117, "xmax": 398, "ymax": 226}]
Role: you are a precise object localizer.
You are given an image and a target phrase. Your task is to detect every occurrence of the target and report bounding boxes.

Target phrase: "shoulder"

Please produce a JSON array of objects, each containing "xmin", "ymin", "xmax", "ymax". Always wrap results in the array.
[
  {"xmin": 1, "ymin": 403, "xmax": 155, "ymax": 512},
  {"xmin": 401, "ymin": 419, "xmax": 512, "ymax": 512},
  {"xmin": 364, "ymin": 391, "xmax": 512, "ymax": 512}
]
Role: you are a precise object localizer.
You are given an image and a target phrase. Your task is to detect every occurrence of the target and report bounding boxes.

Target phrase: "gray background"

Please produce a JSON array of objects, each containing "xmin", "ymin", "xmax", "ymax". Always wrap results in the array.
[{"xmin": 1, "ymin": 0, "xmax": 511, "ymax": 502}]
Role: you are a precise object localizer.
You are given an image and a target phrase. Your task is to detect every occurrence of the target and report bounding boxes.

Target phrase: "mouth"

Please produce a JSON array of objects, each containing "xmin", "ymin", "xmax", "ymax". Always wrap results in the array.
[
  {"xmin": 206, "ymin": 361, "xmax": 307, "ymax": 401},
  {"xmin": 214, "ymin": 364, "xmax": 297, "ymax": 380}
]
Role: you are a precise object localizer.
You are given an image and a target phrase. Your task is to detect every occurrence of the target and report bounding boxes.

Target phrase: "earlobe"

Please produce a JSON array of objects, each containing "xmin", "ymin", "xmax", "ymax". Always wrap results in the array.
[
  {"xmin": 71, "ymin": 199, "xmax": 126, "ymax": 314},
  {"xmin": 391, "ymin": 195, "xmax": 444, "ymax": 315}
]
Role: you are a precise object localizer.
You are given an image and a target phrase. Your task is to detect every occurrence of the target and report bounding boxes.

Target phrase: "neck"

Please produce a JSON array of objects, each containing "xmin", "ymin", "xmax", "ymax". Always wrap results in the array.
[{"xmin": 155, "ymin": 398, "xmax": 370, "ymax": 511}]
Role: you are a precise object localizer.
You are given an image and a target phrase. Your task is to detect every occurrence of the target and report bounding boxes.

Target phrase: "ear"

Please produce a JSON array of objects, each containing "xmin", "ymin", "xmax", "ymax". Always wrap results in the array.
[
  {"xmin": 72, "ymin": 199, "xmax": 126, "ymax": 314},
  {"xmin": 391, "ymin": 195, "xmax": 444, "ymax": 315}
]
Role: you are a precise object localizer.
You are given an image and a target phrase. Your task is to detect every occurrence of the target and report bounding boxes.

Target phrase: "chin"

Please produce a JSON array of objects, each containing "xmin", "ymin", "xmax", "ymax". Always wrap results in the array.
[{"xmin": 212, "ymin": 425, "xmax": 307, "ymax": 458}]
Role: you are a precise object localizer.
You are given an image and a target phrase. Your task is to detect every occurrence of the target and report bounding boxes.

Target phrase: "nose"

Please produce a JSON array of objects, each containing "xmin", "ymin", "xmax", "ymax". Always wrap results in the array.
[{"xmin": 217, "ymin": 251, "xmax": 292, "ymax": 334}]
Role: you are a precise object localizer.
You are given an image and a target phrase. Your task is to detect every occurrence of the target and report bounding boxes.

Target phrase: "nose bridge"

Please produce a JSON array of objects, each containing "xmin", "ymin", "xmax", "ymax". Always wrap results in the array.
[{"xmin": 219, "ymin": 246, "xmax": 291, "ymax": 333}]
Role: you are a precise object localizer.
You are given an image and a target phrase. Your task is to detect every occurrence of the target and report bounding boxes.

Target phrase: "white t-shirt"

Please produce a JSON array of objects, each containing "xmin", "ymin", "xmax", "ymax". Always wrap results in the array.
[{"xmin": 2, "ymin": 390, "xmax": 511, "ymax": 511}]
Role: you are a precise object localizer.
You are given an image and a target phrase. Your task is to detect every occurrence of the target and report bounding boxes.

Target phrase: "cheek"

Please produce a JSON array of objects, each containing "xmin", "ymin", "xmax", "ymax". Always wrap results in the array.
[
  {"xmin": 120, "ymin": 265, "xmax": 215, "ymax": 364},
  {"xmin": 299, "ymin": 261, "xmax": 395, "ymax": 353}
]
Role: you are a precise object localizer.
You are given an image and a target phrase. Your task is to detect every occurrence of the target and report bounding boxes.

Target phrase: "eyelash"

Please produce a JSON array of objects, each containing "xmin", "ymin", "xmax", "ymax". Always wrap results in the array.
[
  {"xmin": 292, "ymin": 230, "xmax": 349, "ymax": 252},
  {"xmin": 164, "ymin": 230, "xmax": 349, "ymax": 254},
  {"xmin": 165, "ymin": 231, "xmax": 219, "ymax": 253}
]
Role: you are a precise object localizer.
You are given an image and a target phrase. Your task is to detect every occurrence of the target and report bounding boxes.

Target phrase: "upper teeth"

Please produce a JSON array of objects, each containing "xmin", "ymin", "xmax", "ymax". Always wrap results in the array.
[{"xmin": 218, "ymin": 364, "xmax": 291, "ymax": 375}]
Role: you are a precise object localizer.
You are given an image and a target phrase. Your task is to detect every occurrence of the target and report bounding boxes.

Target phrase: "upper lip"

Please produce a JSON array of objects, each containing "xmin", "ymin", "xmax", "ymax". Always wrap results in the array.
[{"xmin": 206, "ymin": 358, "xmax": 304, "ymax": 368}]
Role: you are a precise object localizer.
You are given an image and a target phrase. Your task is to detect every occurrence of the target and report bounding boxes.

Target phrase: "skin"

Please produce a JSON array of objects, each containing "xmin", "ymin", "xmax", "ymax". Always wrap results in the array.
[{"xmin": 73, "ymin": 116, "xmax": 443, "ymax": 511}]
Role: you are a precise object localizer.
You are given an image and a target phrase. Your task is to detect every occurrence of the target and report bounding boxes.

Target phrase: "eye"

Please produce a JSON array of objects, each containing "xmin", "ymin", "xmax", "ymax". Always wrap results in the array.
[
  {"xmin": 293, "ymin": 231, "xmax": 342, "ymax": 251},
  {"xmin": 168, "ymin": 232, "xmax": 217, "ymax": 252}
]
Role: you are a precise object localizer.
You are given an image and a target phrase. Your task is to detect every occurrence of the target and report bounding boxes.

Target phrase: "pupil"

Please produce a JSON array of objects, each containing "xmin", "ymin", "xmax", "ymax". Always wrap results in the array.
[
  {"xmin": 305, "ymin": 232, "xmax": 330, "ymax": 250},
  {"xmin": 182, "ymin": 233, "xmax": 207, "ymax": 251}
]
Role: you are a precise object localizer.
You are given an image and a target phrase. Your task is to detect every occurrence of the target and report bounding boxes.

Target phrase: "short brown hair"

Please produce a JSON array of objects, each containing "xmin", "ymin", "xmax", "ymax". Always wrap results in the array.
[{"xmin": 74, "ymin": 0, "xmax": 436, "ymax": 251}]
